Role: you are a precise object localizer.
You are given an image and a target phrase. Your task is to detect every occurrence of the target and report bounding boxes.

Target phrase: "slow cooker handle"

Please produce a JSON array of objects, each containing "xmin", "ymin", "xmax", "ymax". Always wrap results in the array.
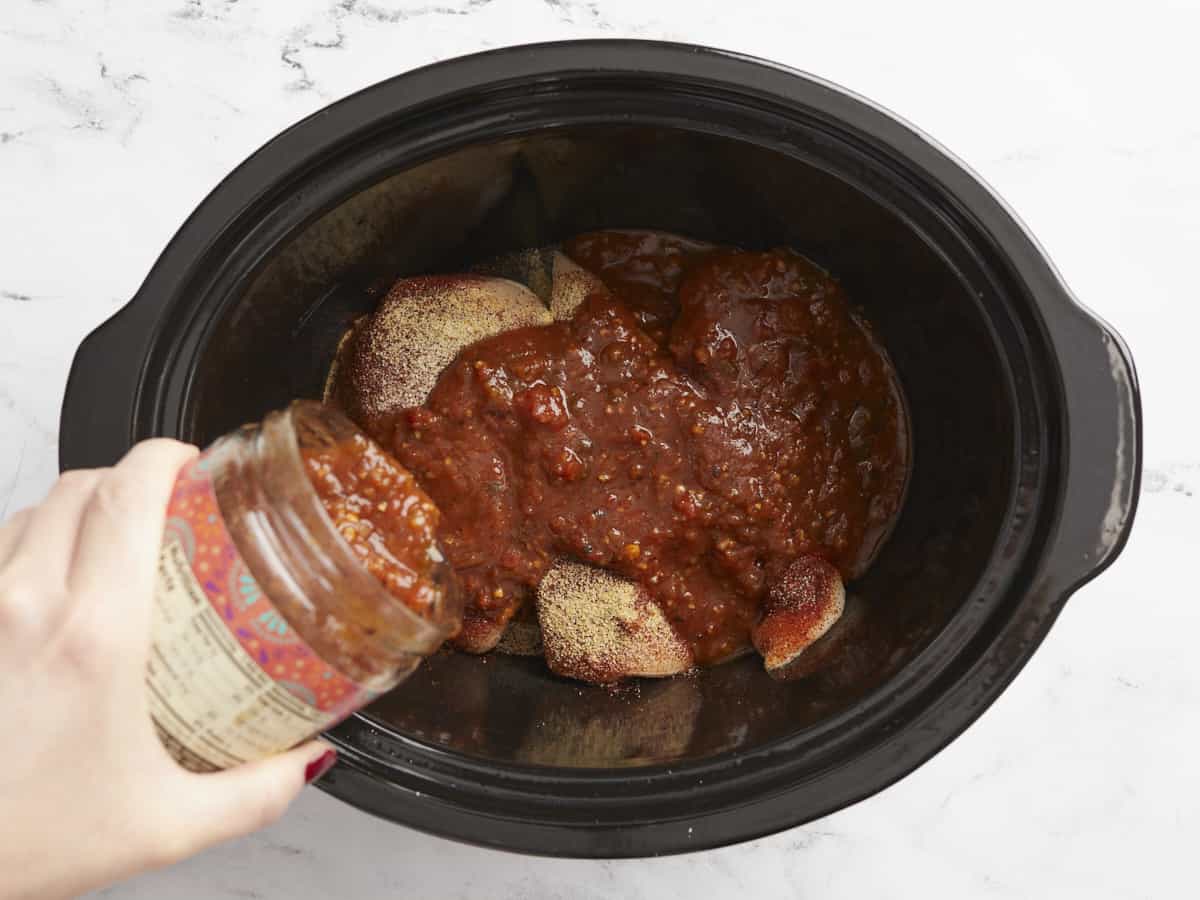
[
  {"xmin": 59, "ymin": 306, "xmax": 147, "ymax": 472},
  {"xmin": 1043, "ymin": 305, "xmax": 1141, "ymax": 598}
]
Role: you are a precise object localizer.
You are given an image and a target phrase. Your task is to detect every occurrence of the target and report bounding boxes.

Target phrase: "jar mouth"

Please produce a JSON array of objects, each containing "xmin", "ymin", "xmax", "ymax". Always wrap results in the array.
[{"xmin": 268, "ymin": 400, "xmax": 457, "ymax": 658}]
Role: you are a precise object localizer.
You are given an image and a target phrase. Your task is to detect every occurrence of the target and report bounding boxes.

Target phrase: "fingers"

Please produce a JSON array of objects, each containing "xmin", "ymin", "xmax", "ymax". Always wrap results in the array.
[
  {"xmin": 69, "ymin": 440, "xmax": 197, "ymax": 597},
  {"xmin": 161, "ymin": 742, "xmax": 334, "ymax": 861},
  {"xmin": 0, "ymin": 470, "xmax": 103, "ymax": 571},
  {"xmin": 0, "ymin": 507, "xmax": 34, "ymax": 567},
  {"xmin": 0, "ymin": 472, "xmax": 105, "ymax": 644},
  {"xmin": 13, "ymin": 470, "xmax": 105, "ymax": 570}
]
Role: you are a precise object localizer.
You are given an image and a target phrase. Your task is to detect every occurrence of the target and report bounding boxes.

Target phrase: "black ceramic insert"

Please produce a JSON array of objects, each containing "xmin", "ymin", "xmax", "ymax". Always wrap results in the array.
[{"xmin": 59, "ymin": 41, "xmax": 1140, "ymax": 857}]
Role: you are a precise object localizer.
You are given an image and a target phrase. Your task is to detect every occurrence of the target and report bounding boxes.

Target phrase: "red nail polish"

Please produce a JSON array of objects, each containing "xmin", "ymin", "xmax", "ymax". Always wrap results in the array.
[{"xmin": 305, "ymin": 749, "xmax": 337, "ymax": 784}]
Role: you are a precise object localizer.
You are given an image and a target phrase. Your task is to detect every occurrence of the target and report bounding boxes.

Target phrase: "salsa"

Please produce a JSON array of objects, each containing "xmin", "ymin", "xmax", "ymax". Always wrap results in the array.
[
  {"xmin": 352, "ymin": 232, "xmax": 908, "ymax": 665},
  {"xmin": 301, "ymin": 429, "xmax": 447, "ymax": 622}
]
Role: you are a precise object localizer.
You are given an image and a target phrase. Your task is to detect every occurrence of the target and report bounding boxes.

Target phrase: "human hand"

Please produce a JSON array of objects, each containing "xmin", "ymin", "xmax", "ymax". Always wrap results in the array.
[{"xmin": 0, "ymin": 440, "xmax": 334, "ymax": 900}]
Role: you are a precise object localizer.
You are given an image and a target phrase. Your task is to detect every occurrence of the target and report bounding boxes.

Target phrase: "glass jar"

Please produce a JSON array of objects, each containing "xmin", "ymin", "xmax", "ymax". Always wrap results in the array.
[{"xmin": 148, "ymin": 401, "xmax": 460, "ymax": 772}]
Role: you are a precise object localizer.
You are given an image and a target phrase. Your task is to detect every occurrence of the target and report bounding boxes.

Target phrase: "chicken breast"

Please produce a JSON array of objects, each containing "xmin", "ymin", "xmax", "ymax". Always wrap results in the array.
[
  {"xmin": 331, "ymin": 274, "xmax": 553, "ymax": 424},
  {"xmin": 752, "ymin": 556, "xmax": 846, "ymax": 676},
  {"xmin": 537, "ymin": 561, "xmax": 693, "ymax": 683}
]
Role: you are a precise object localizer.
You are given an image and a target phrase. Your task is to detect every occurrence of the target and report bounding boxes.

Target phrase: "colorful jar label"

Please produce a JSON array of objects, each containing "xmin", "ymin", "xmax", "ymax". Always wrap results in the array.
[{"xmin": 147, "ymin": 455, "xmax": 375, "ymax": 772}]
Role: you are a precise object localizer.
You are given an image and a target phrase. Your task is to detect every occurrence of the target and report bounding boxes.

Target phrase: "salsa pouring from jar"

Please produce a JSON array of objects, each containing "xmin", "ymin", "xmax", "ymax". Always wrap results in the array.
[{"xmin": 148, "ymin": 401, "xmax": 460, "ymax": 771}]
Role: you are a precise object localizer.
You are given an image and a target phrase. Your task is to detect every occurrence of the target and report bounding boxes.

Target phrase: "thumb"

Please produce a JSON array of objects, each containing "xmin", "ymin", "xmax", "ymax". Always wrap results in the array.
[{"xmin": 172, "ymin": 742, "xmax": 336, "ymax": 855}]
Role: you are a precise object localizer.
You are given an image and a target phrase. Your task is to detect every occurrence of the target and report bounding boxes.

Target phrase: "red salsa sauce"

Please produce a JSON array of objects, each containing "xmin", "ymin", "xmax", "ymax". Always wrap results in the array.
[
  {"xmin": 360, "ymin": 231, "xmax": 908, "ymax": 665},
  {"xmin": 301, "ymin": 431, "xmax": 445, "ymax": 622}
]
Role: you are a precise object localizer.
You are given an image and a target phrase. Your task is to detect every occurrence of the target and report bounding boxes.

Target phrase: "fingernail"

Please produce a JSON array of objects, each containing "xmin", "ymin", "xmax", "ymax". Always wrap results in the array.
[{"xmin": 304, "ymin": 749, "xmax": 337, "ymax": 784}]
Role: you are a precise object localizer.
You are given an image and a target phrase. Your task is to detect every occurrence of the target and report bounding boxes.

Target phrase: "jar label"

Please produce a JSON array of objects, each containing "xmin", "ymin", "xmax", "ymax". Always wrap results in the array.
[{"xmin": 147, "ymin": 456, "xmax": 375, "ymax": 772}]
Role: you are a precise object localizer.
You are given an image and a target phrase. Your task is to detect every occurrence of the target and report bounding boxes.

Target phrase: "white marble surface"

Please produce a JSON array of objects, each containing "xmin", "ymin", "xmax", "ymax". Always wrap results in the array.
[{"xmin": 1, "ymin": 1, "xmax": 1197, "ymax": 897}]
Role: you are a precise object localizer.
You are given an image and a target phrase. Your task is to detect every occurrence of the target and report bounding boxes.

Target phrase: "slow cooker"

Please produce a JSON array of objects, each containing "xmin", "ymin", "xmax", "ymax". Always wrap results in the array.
[{"xmin": 59, "ymin": 41, "xmax": 1141, "ymax": 857}]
